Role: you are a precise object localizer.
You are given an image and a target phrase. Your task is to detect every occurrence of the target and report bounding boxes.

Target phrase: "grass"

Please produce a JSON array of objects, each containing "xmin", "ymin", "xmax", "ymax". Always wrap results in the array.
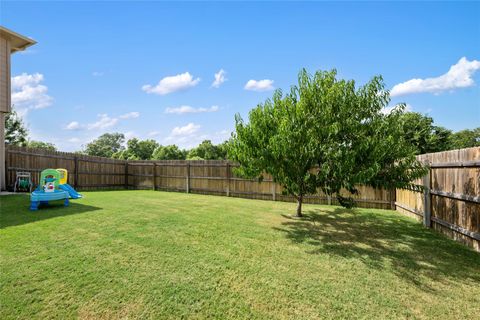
[{"xmin": 1, "ymin": 190, "xmax": 479, "ymax": 319}]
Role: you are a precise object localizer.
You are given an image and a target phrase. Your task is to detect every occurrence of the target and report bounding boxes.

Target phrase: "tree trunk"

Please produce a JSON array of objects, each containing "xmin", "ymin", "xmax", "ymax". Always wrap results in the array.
[{"xmin": 296, "ymin": 195, "xmax": 303, "ymax": 217}]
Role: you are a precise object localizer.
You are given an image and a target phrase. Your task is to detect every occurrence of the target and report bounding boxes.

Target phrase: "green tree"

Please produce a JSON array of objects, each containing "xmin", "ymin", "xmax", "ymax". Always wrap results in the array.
[
  {"xmin": 187, "ymin": 140, "xmax": 227, "ymax": 160},
  {"xmin": 5, "ymin": 110, "xmax": 28, "ymax": 146},
  {"xmin": 230, "ymin": 69, "xmax": 426, "ymax": 217},
  {"xmin": 128, "ymin": 138, "xmax": 159, "ymax": 160},
  {"xmin": 449, "ymin": 128, "xmax": 480, "ymax": 149},
  {"xmin": 431, "ymin": 126, "xmax": 453, "ymax": 152},
  {"xmin": 27, "ymin": 140, "xmax": 57, "ymax": 151},
  {"xmin": 85, "ymin": 133, "xmax": 125, "ymax": 158},
  {"xmin": 152, "ymin": 145, "xmax": 187, "ymax": 160},
  {"xmin": 216, "ymin": 141, "xmax": 229, "ymax": 159},
  {"xmin": 398, "ymin": 112, "xmax": 452, "ymax": 154},
  {"xmin": 112, "ymin": 138, "xmax": 159, "ymax": 160},
  {"xmin": 111, "ymin": 149, "xmax": 134, "ymax": 160},
  {"xmin": 187, "ymin": 156, "xmax": 204, "ymax": 160}
]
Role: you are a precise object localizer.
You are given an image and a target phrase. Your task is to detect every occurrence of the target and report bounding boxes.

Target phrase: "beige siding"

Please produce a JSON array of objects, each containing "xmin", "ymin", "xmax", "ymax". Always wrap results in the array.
[
  {"xmin": 0, "ymin": 113, "xmax": 5, "ymax": 190},
  {"xmin": 0, "ymin": 35, "xmax": 11, "ymax": 113}
]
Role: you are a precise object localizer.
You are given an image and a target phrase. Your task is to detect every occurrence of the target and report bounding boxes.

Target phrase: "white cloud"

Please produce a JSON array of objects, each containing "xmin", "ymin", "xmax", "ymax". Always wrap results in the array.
[
  {"xmin": 171, "ymin": 123, "xmax": 201, "ymax": 136},
  {"xmin": 148, "ymin": 131, "xmax": 161, "ymax": 137},
  {"xmin": 163, "ymin": 123, "xmax": 202, "ymax": 148},
  {"xmin": 124, "ymin": 131, "xmax": 137, "ymax": 140},
  {"xmin": 244, "ymin": 79, "xmax": 275, "ymax": 91},
  {"xmin": 92, "ymin": 71, "xmax": 104, "ymax": 77},
  {"xmin": 64, "ymin": 111, "xmax": 139, "ymax": 131},
  {"xmin": 214, "ymin": 129, "xmax": 231, "ymax": 142},
  {"xmin": 391, "ymin": 57, "xmax": 480, "ymax": 97},
  {"xmin": 68, "ymin": 137, "xmax": 81, "ymax": 143},
  {"xmin": 142, "ymin": 72, "xmax": 200, "ymax": 95},
  {"xmin": 163, "ymin": 127, "xmax": 231, "ymax": 149},
  {"xmin": 211, "ymin": 69, "xmax": 227, "ymax": 88},
  {"xmin": 11, "ymin": 73, "xmax": 53, "ymax": 115},
  {"xmin": 65, "ymin": 121, "xmax": 81, "ymax": 130},
  {"xmin": 119, "ymin": 111, "xmax": 140, "ymax": 119},
  {"xmin": 165, "ymin": 105, "xmax": 219, "ymax": 114},
  {"xmin": 87, "ymin": 114, "xmax": 119, "ymax": 130},
  {"xmin": 381, "ymin": 103, "xmax": 413, "ymax": 115}
]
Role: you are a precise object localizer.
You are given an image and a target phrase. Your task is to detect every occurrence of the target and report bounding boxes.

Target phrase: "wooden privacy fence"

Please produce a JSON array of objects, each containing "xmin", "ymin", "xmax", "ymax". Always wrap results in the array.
[
  {"xmin": 396, "ymin": 147, "xmax": 480, "ymax": 251},
  {"xmin": 5, "ymin": 145, "xmax": 394, "ymax": 209},
  {"xmin": 5, "ymin": 145, "xmax": 126, "ymax": 190},
  {"xmin": 5, "ymin": 145, "xmax": 480, "ymax": 251}
]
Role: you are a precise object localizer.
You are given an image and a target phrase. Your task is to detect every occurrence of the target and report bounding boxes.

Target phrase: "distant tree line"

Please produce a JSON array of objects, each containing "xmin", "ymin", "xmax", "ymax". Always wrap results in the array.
[
  {"xmin": 398, "ymin": 112, "xmax": 479, "ymax": 154},
  {"xmin": 4, "ymin": 104, "xmax": 480, "ymax": 159},
  {"xmin": 4, "ymin": 109, "xmax": 229, "ymax": 159},
  {"xmin": 78, "ymin": 113, "xmax": 479, "ymax": 161},
  {"xmin": 84, "ymin": 133, "xmax": 228, "ymax": 160}
]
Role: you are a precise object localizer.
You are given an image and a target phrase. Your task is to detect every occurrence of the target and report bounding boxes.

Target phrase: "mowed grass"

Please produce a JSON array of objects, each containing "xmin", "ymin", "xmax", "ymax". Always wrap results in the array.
[{"xmin": 1, "ymin": 191, "xmax": 479, "ymax": 319}]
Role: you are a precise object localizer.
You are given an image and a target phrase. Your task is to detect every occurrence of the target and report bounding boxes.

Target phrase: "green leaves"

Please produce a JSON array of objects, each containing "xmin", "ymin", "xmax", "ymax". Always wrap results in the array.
[
  {"xmin": 395, "ymin": 112, "xmax": 478, "ymax": 154},
  {"xmin": 230, "ymin": 69, "xmax": 427, "ymax": 213},
  {"xmin": 85, "ymin": 133, "xmax": 125, "ymax": 158},
  {"xmin": 187, "ymin": 140, "xmax": 228, "ymax": 160},
  {"xmin": 5, "ymin": 109, "xmax": 29, "ymax": 146},
  {"xmin": 152, "ymin": 145, "xmax": 187, "ymax": 160}
]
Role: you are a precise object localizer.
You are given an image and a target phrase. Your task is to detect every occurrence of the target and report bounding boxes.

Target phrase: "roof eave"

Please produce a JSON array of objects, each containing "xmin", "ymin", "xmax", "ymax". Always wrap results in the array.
[{"xmin": 0, "ymin": 26, "xmax": 37, "ymax": 54}]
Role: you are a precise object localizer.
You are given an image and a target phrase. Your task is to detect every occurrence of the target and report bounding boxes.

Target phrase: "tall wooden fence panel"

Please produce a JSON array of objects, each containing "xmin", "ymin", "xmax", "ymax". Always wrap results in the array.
[
  {"xmin": 5, "ymin": 145, "xmax": 479, "ymax": 251},
  {"xmin": 127, "ymin": 160, "xmax": 394, "ymax": 209},
  {"xmin": 6, "ymin": 145, "xmax": 127, "ymax": 190},
  {"xmin": 5, "ymin": 146, "xmax": 393, "ymax": 209},
  {"xmin": 396, "ymin": 147, "xmax": 480, "ymax": 251}
]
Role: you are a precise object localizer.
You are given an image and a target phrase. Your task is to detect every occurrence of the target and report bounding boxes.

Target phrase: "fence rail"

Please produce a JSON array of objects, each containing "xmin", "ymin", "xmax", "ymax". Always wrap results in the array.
[
  {"xmin": 5, "ymin": 145, "xmax": 394, "ymax": 209},
  {"xmin": 396, "ymin": 147, "xmax": 480, "ymax": 251},
  {"xmin": 5, "ymin": 145, "xmax": 479, "ymax": 251}
]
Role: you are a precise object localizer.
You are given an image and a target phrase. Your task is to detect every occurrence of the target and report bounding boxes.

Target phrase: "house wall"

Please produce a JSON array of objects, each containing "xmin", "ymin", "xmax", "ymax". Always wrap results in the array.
[
  {"xmin": 0, "ymin": 113, "xmax": 5, "ymax": 190},
  {"xmin": 0, "ymin": 35, "xmax": 11, "ymax": 113},
  {"xmin": 0, "ymin": 35, "xmax": 12, "ymax": 190}
]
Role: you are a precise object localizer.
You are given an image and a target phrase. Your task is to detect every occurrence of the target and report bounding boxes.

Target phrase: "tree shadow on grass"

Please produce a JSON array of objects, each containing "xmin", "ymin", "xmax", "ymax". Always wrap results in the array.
[
  {"xmin": 0, "ymin": 195, "xmax": 102, "ymax": 229},
  {"xmin": 274, "ymin": 207, "xmax": 480, "ymax": 292}
]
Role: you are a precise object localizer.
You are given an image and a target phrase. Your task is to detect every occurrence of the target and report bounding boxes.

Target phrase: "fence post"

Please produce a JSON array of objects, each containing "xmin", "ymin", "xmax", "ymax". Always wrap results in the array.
[
  {"xmin": 423, "ymin": 165, "xmax": 431, "ymax": 228},
  {"xmin": 186, "ymin": 162, "xmax": 190, "ymax": 193},
  {"xmin": 73, "ymin": 155, "xmax": 79, "ymax": 189},
  {"xmin": 152, "ymin": 163, "xmax": 156, "ymax": 191},
  {"xmin": 124, "ymin": 161, "xmax": 128, "ymax": 190},
  {"xmin": 390, "ymin": 188, "xmax": 396, "ymax": 210},
  {"xmin": 4, "ymin": 145, "xmax": 8, "ymax": 189},
  {"xmin": 226, "ymin": 162, "xmax": 230, "ymax": 197},
  {"xmin": 271, "ymin": 180, "xmax": 276, "ymax": 201}
]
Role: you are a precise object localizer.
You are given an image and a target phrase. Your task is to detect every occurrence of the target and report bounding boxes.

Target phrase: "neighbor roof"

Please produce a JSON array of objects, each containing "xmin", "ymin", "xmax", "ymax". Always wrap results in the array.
[{"xmin": 0, "ymin": 26, "xmax": 36, "ymax": 53}]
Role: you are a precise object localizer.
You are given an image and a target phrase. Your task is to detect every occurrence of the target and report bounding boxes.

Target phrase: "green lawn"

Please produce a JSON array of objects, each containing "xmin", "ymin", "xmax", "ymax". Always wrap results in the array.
[{"xmin": 1, "ymin": 191, "xmax": 479, "ymax": 319}]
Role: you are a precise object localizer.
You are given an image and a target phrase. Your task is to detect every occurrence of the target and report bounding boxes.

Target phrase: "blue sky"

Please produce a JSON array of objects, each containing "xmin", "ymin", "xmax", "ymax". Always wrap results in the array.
[{"xmin": 3, "ymin": 1, "xmax": 480, "ymax": 151}]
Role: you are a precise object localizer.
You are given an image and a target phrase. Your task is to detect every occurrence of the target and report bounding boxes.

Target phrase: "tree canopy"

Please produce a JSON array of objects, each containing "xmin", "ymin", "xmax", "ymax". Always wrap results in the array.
[
  {"xmin": 112, "ymin": 138, "xmax": 159, "ymax": 160},
  {"xmin": 229, "ymin": 69, "xmax": 427, "ymax": 216},
  {"xmin": 152, "ymin": 145, "xmax": 187, "ymax": 160},
  {"xmin": 85, "ymin": 133, "xmax": 125, "ymax": 158},
  {"xmin": 5, "ymin": 110, "xmax": 28, "ymax": 146},
  {"xmin": 187, "ymin": 140, "xmax": 228, "ymax": 160},
  {"xmin": 398, "ymin": 112, "xmax": 452, "ymax": 154},
  {"xmin": 450, "ymin": 128, "xmax": 480, "ymax": 149},
  {"xmin": 27, "ymin": 140, "xmax": 57, "ymax": 151}
]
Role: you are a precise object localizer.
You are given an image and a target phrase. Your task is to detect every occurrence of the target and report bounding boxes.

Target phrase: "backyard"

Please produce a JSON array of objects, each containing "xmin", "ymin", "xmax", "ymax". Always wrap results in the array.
[{"xmin": 1, "ymin": 191, "xmax": 479, "ymax": 319}]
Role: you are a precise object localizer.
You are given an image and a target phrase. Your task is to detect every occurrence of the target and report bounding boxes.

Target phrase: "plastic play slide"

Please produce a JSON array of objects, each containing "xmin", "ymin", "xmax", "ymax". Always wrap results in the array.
[
  {"xmin": 56, "ymin": 168, "xmax": 82, "ymax": 199},
  {"xmin": 59, "ymin": 183, "xmax": 82, "ymax": 199},
  {"xmin": 30, "ymin": 168, "xmax": 82, "ymax": 210},
  {"xmin": 30, "ymin": 169, "xmax": 70, "ymax": 210}
]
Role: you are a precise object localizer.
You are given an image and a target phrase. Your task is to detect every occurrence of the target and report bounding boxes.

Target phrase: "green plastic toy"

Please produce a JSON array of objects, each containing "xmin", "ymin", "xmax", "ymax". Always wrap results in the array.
[{"xmin": 39, "ymin": 169, "xmax": 61, "ymax": 189}]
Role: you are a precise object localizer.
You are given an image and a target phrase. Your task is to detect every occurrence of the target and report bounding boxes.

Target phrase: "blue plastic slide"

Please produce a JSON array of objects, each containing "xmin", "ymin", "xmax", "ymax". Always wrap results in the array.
[{"xmin": 59, "ymin": 183, "xmax": 83, "ymax": 199}]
